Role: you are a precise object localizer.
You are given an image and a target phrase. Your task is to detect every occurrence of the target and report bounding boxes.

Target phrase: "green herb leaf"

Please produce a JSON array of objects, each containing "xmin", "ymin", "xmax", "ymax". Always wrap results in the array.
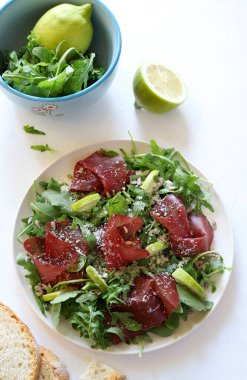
[
  {"xmin": 111, "ymin": 312, "xmax": 142, "ymax": 332},
  {"xmin": 31, "ymin": 144, "xmax": 54, "ymax": 153},
  {"xmin": 50, "ymin": 291, "xmax": 80, "ymax": 304},
  {"xmin": 105, "ymin": 192, "xmax": 128, "ymax": 216},
  {"xmin": 16, "ymin": 253, "xmax": 45, "ymax": 314},
  {"xmin": 50, "ymin": 303, "xmax": 61, "ymax": 326},
  {"xmin": 177, "ymin": 285, "xmax": 213, "ymax": 311},
  {"xmin": 23, "ymin": 125, "xmax": 46, "ymax": 135},
  {"xmin": 2, "ymin": 34, "xmax": 104, "ymax": 98},
  {"xmin": 30, "ymin": 201, "xmax": 59, "ymax": 223},
  {"xmin": 107, "ymin": 326, "xmax": 125, "ymax": 342}
]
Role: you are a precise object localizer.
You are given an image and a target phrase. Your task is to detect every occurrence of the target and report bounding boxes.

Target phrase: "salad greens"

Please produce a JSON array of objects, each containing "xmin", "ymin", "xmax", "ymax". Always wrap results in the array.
[
  {"xmin": 31, "ymin": 144, "xmax": 54, "ymax": 153},
  {"xmin": 23, "ymin": 125, "xmax": 46, "ymax": 135},
  {"xmin": 1, "ymin": 33, "xmax": 104, "ymax": 97},
  {"xmin": 17, "ymin": 140, "xmax": 228, "ymax": 351}
]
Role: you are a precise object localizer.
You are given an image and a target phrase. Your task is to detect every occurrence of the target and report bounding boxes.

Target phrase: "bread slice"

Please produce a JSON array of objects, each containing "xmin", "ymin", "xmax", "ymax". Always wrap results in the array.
[
  {"xmin": 80, "ymin": 359, "xmax": 126, "ymax": 380},
  {"xmin": 38, "ymin": 345, "xmax": 69, "ymax": 380},
  {"xmin": 0, "ymin": 303, "xmax": 40, "ymax": 380}
]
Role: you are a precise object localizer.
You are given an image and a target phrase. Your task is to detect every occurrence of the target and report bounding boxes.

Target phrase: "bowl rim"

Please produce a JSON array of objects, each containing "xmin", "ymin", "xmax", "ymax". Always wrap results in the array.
[{"xmin": 0, "ymin": 0, "xmax": 122, "ymax": 103}]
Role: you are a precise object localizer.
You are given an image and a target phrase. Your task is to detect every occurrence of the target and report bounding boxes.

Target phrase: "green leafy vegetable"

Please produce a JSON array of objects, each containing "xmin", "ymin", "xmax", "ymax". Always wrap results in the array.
[
  {"xmin": 111, "ymin": 312, "xmax": 142, "ymax": 332},
  {"xmin": 23, "ymin": 125, "xmax": 46, "ymax": 135},
  {"xmin": 2, "ymin": 33, "xmax": 104, "ymax": 98},
  {"xmin": 177, "ymin": 285, "xmax": 213, "ymax": 311},
  {"xmin": 31, "ymin": 144, "xmax": 54, "ymax": 152},
  {"xmin": 16, "ymin": 253, "xmax": 45, "ymax": 314}
]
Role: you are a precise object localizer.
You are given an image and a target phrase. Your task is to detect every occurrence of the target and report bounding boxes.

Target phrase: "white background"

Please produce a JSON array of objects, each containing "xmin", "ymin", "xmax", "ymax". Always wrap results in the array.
[{"xmin": 0, "ymin": 1, "xmax": 246, "ymax": 379}]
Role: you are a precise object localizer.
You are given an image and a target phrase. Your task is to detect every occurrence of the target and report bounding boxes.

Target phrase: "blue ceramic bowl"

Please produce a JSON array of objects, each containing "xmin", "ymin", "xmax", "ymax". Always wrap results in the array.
[{"xmin": 0, "ymin": 0, "xmax": 121, "ymax": 116}]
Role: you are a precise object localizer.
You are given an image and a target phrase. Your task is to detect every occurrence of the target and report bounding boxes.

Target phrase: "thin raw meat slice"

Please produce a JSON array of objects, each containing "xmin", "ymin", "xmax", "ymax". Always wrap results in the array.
[
  {"xmin": 23, "ymin": 237, "xmax": 78, "ymax": 284},
  {"xmin": 170, "ymin": 212, "xmax": 214, "ymax": 256},
  {"xmin": 153, "ymin": 274, "xmax": 179, "ymax": 317},
  {"xmin": 46, "ymin": 220, "xmax": 88, "ymax": 260},
  {"xmin": 150, "ymin": 194, "xmax": 191, "ymax": 238},
  {"xmin": 70, "ymin": 160, "xmax": 103, "ymax": 193},
  {"xmin": 102, "ymin": 214, "xmax": 149, "ymax": 270},
  {"xmin": 113, "ymin": 276, "xmax": 167, "ymax": 330},
  {"xmin": 80, "ymin": 151, "xmax": 132, "ymax": 195}
]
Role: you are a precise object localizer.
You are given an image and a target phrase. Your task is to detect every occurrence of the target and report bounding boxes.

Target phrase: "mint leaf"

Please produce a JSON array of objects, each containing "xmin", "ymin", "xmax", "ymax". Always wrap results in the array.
[{"xmin": 23, "ymin": 125, "xmax": 46, "ymax": 135}]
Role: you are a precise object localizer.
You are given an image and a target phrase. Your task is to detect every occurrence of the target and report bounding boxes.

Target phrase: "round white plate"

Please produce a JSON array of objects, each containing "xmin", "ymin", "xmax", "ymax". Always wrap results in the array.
[{"xmin": 13, "ymin": 140, "xmax": 233, "ymax": 354}]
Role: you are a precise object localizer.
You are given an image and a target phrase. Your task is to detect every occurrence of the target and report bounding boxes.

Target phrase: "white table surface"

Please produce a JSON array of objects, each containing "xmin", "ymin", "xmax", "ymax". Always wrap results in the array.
[{"xmin": 0, "ymin": 0, "xmax": 246, "ymax": 379}]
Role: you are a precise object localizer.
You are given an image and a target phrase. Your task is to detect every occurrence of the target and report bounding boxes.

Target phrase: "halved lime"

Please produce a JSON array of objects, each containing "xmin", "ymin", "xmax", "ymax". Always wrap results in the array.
[
  {"xmin": 71, "ymin": 193, "xmax": 100, "ymax": 212},
  {"xmin": 172, "ymin": 267, "xmax": 206, "ymax": 300},
  {"xmin": 133, "ymin": 60, "xmax": 187, "ymax": 114},
  {"xmin": 86, "ymin": 265, "xmax": 107, "ymax": 292}
]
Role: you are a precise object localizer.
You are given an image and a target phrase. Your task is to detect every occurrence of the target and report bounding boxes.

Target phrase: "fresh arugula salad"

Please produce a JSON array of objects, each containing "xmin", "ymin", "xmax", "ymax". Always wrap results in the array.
[
  {"xmin": 0, "ymin": 33, "xmax": 104, "ymax": 98},
  {"xmin": 17, "ymin": 140, "xmax": 227, "ymax": 352}
]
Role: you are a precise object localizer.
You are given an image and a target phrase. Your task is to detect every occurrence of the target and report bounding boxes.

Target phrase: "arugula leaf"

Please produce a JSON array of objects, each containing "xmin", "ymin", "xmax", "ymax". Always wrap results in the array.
[
  {"xmin": 30, "ymin": 201, "xmax": 59, "ymax": 223},
  {"xmin": 111, "ymin": 312, "xmax": 142, "ymax": 332},
  {"xmin": 177, "ymin": 285, "xmax": 213, "ymax": 311},
  {"xmin": 2, "ymin": 34, "xmax": 104, "ymax": 98},
  {"xmin": 107, "ymin": 326, "xmax": 125, "ymax": 342},
  {"xmin": 50, "ymin": 303, "xmax": 61, "ymax": 326},
  {"xmin": 70, "ymin": 217, "xmax": 96, "ymax": 251},
  {"xmin": 105, "ymin": 192, "xmax": 128, "ymax": 216},
  {"xmin": 31, "ymin": 144, "xmax": 54, "ymax": 153},
  {"xmin": 41, "ymin": 189, "xmax": 73, "ymax": 214},
  {"xmin": 23, "ymin": 125, "xmax": 46, "ymax": 135},
  {"xmin": 17, "ymin": 253, "xmax": 45, "ymax": 314},
  {"xmin": 123, "ymin": 141, "xmax": 214, "ymax": 212},
  {"xmin": 100, "ymin": 149, "xmax": 119, "ymax": 157},
  {"xmin": 51, "ymin": 290, "xmax": 80, "ymax": 304}
]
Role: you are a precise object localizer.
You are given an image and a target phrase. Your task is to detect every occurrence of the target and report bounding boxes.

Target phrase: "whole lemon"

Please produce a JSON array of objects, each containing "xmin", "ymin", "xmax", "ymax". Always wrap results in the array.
[{"xmin": 33, "ymin": 3, "xmax": 93, "ymax": 55}]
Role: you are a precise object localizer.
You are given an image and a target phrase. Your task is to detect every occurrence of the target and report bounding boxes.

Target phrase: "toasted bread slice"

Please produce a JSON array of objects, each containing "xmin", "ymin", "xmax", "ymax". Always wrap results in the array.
[
  {"xmin": 80, "ymin": 359, "xmax": 126, "ymax": 380},
  {"xmin": 0, "ymin": 303, "xmax": 40, "ymax": 380},
  {"xmin": 38, "ymin": 345, "xmax": 69, "ymax": 380}
]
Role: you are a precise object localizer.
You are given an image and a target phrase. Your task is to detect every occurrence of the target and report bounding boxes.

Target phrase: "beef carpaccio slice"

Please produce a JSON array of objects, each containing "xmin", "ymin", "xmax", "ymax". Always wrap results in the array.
[
  {"xmin": 23, "ymin": 220, "xmax": 87, "ymax": 284},
  {"xmin": 102, "ymin": 214, "xmax": 149, "ymax": 270},
  {"xmin": 151, "ymin": 194, "xmax": 214, "ymax": 257},
  {"xmin": 70, "ymin": 151, "xmax": 132, "ymax": 195}
]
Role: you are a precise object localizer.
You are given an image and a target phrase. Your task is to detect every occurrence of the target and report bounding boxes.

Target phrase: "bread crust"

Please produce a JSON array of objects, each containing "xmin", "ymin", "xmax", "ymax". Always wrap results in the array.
[
  {"xmin": 39, "ymin": 345, "xmax": 69, "ymax": 380},
  {"xmin": 80, "ymin": 359, "xmax": 126, "ymax": 380},
  {"xmin": 0, "ymin": 303, "xmax": 40, "ymax": 380}
]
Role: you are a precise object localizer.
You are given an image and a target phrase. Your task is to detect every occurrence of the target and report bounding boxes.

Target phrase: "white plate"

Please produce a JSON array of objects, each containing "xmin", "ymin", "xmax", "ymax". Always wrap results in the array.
[{"xmin": 13, "ymin": 140, "xmax": 233, "ymax": 354}]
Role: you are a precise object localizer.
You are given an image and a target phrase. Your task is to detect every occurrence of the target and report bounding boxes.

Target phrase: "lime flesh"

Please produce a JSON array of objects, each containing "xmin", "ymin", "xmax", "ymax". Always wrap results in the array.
[
  {"xmin": 133, "ymin": 60, "xmax": 187, "ymax": 114},
  {"xmin": 33, "ymin": 3, "xmax": 93, "ymax": 55}
]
